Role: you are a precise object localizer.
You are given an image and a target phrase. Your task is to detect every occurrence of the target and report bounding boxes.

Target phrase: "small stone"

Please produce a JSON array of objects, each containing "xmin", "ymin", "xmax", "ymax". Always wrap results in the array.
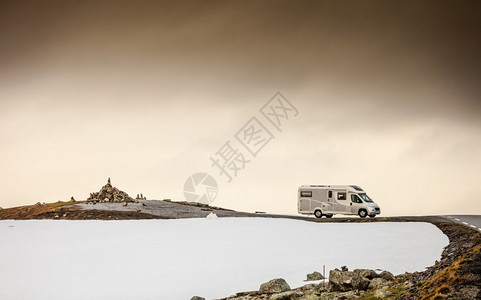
[
  {"xmin": 373, "ymin": 288, "xmax": 391, "ymax": 298},
  {"xmin": 190, "ymin": 297, "xmax": 205, "ymax": 300},
  {"xmin": 70, "ymin": 196, "xmax": 76, "ymax": 201},
  {"xmin": 122, "ymin": 202, "xmax": 127, "ymax": 206},
  {"xmin": 136, "ymin": 208, "xmax": 141, "ymax": 213},
  {"xmin": 270, "ymin": 290, "xmax": 304, "ymax": 300},
  {"xmin": 259, "ymin": 278, "xmax": 291, "ymax": 293},
  {"xmin": 341, "ymin": 266, "xmax": 348, "ymax": 272}
]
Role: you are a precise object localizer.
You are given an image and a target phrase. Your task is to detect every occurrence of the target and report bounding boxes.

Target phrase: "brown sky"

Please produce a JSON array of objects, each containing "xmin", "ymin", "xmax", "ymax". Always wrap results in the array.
[{"xmin": 1, "ymin": 0, "xmax": 480, "ymax": 215}]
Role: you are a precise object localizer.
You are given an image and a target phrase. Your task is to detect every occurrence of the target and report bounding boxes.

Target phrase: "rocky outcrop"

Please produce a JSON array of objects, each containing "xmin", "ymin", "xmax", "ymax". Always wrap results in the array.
[
  {"xmin": 397, "ymin": 222, "xmax": 481, "ymax": 299},
  {"xmin": 221, "ymin": 268, "xmax": 395, "ymax": 300},
  {"xmin": 87, "ymin": 178, "xmax": 135, "ymax": 203}
]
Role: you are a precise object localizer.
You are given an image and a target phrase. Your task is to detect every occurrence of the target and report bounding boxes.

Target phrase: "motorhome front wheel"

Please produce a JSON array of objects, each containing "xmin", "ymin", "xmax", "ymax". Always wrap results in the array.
[{"xmin": 358, "ymin": 209, "xmax": 367, "ymax": 218}]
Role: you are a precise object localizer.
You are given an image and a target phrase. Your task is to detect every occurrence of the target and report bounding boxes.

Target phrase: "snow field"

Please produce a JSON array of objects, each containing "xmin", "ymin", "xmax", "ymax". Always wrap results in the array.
[{"xmin": 0, "ymin": 218, "xmax": 448, "ymax": 300}]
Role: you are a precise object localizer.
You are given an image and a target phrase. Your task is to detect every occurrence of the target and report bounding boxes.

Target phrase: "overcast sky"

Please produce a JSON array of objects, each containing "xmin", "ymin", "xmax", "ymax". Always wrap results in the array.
[{"xmin": 1, "ymin": 0, "xmax": 480, "ymax": 215}]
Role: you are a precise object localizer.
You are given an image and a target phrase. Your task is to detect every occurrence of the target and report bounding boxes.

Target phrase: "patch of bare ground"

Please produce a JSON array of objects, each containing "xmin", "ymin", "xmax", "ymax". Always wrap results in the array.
[{"xmin": 0, "ymin": 201, "xmax": 168, "ymax": 220}]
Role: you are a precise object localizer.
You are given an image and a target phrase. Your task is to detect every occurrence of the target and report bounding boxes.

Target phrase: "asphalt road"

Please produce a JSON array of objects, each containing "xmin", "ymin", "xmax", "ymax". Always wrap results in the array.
[
  {"xmin": 71, "ymin": 201, "xmax": 481, "ymax": 231},
  {"xmin": 444, "ymin": 215, "xmax": 481, "ymax": 232}
]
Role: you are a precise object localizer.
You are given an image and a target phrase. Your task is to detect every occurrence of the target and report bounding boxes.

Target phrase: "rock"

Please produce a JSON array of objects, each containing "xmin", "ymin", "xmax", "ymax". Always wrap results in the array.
[
  {"xmin": 136, "ymin": 207, "xmax": 141, "ymax": 213},
  {"xmin": 368, "ymin": 278, "xmax": 388, "ymax": 290},
  {"xmin": 104, "ymin": 198, "xmax": 109, "ymax": 203},
  {"xmin": 351, "ymin": 272, "xmax": 370, "ymax": 291},
  {"xmin": 379, "ymin": 271, "xmax": 394, "ymax": 281},
  {"xmin": 190, "ymin": 297, "xmax": 205, "ymax": 300},
  {"xmin": 35, "ymin": 202, "xmax": 42, "ymax": 206},
  {"xmin": 306, "ymin": 271, "xmax": 325, "ymax": 281},
  {"xmin": 353, "ymin": 269, "xmax": 378, "ymax": 280},
  {"xmin": 329, "ymin": 269, "xmax": 352, "ymax": 292},
  {"xmin": 341, "ymin": 266, "xmax": 348, "ymax": 272},
  {"xmin": 270, "ymin": 290, "xmax": 304, "ymax": 300},
  {"xmin": 70, "ymin": 196, "xmax": 76, "ymax": 201},
  {"xmin": 259, "ymin": 278, "xmax": 291, "ymax": 293},
  {"xmin": 320, "ymin": 290, "xmax": 359, "ymax": 299},
  {"xmin": 373, "ymin": 288, "xmax": 392, "ymax": 298},
  {"xmin": 122, "ymin": 201, "xmax": 127, "ymax": 206},
  {"xmin": 329, "ymin": 268, "xmax": 369, "ymax": 292}
]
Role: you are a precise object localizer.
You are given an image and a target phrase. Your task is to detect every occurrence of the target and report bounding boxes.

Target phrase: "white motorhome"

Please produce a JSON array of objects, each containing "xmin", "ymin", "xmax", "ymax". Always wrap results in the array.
[{"xmin": 298, "ymin": 185, "xmax": 380, "ymax": 218}]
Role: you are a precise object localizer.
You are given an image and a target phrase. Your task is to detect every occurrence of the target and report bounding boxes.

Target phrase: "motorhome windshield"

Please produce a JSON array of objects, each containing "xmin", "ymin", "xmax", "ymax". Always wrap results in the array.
[{"xmin": 359, "ymin": 193, "xmax": 373, "ymax": 202}]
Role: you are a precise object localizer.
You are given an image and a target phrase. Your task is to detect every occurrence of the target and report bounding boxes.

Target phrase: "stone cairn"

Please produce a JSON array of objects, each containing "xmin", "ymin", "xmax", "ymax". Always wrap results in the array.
[{"xmin": 87, "ymin": 178, "xmax": 135, "ymax": 203}]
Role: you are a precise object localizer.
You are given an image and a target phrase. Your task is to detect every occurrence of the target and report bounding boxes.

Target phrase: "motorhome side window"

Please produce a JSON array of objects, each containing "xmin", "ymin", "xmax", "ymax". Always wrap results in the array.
[
  {"xmin": 300, "ymin": 191, "xmax": 312, "ymax": 197},
  {"xmin": 337, "ymin": 192, "xmax": 346, "ymax": 200}
]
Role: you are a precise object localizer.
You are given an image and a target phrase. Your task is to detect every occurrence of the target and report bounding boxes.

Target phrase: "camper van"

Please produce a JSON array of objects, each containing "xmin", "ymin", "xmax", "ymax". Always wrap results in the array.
[{"xmin": 298, "ymin": 185, "xmax": 380, "ymax": 218}]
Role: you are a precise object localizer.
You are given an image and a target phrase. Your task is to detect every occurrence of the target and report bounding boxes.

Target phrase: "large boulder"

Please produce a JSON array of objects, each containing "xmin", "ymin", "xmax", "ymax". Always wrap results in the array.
[
  {"xmin": 306, "ymin": 271, "xmax": 325, "ymax": 281},
  {"xmin": 351, "ymin": 272, "xmax": 370, "ymax": 291},
  {"xmin": 329, "ymin": 269, "xmax": 353, "ymax": 292},
  {"xmin": 259, "ymin": 278, "xmax": 291, "ymax": 293},
  {"xmin": 379, "ymin": 271, "xmax": 395, "ymax": 281},
  {"xmin": 368, "ymin": 278, "xmax": 389, "ymax": 290},
  {"xmin": 329, "ymin": 268, "xmax": 370, "ymax": 292},
  {"xmin": 353, "ymin": 269, "xmax": 378, "ymax": 280}
]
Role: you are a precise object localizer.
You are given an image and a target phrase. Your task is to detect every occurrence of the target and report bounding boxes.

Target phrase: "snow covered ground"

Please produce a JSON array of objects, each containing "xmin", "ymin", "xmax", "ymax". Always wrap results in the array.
[{"xmin": 0, "ymin": 218, "xmax": 448, "ymax": 300}]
